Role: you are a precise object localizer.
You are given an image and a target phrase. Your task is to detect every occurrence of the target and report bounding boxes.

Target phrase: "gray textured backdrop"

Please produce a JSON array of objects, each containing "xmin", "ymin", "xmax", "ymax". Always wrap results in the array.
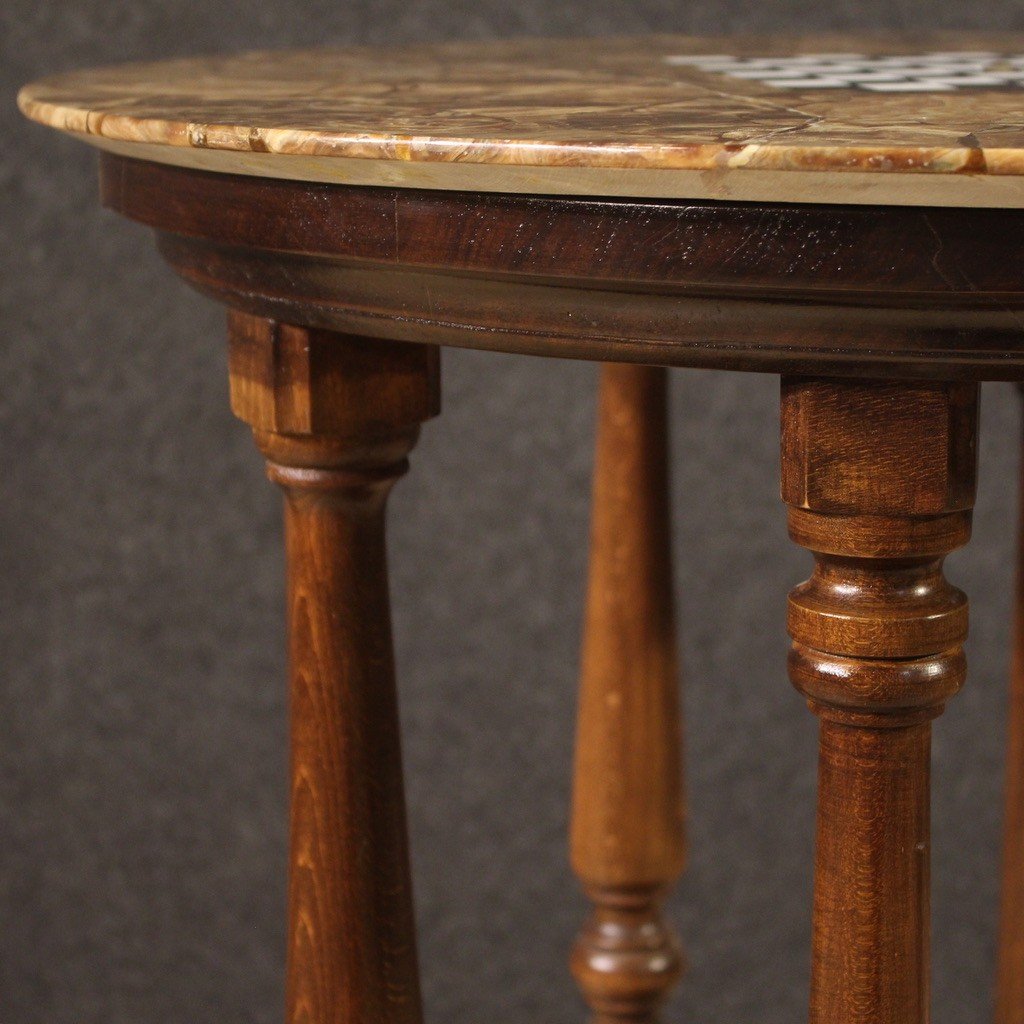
[{"xmin": 4, "ymin": 3, "xmax": 1024, "ymax": 1023}]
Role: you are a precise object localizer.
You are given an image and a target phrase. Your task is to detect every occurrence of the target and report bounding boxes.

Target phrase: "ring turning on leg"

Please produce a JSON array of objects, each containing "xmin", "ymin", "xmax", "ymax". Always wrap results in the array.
[
  {"xmin": 571, "ymin": 365, "xmax": 685, "ymax": 1024},
  {"xmin": 228, "ymin": 311, "xmax": 439, "ymax": 1024},
  {"xmin": 781, "ymin": 377, "xmax": 978, "ymax": 1024}
]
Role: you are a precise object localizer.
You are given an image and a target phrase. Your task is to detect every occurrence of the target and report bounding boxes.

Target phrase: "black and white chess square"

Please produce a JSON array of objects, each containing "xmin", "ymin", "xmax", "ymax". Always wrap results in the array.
[{"xmin": 664, "ymin": 51, "xmax": 1024, "ymax": 91}]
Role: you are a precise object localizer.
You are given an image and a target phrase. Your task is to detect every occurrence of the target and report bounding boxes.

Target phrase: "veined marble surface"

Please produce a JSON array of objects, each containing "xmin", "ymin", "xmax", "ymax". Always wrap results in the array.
[{"xmin": 19, "ymin": 33, "xmax": 1024, "ymax": 206}]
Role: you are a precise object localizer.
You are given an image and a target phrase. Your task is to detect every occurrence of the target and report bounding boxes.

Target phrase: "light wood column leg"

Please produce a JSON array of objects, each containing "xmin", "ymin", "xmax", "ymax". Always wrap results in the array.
[
  {"xmin": 996, "ymin": 384, "xmax": 1024, "ymax": 1024},
  {"xmin": 570, "ymin": 364, "xmax": 686, "ymax": 1024},
  {"xmin": 227, "ymin": 311, "xmax": 440, "ymax": 1024},
  {"xmin": 782, "ymin": 377, "xmax": 978, "ymax": 1024}
]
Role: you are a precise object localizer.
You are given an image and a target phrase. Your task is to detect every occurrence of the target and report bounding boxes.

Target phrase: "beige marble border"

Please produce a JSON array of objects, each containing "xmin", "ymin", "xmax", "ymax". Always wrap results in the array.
[{"xmin": 87, "ymin": 136, "xmax": 1024, "ymax": 209}]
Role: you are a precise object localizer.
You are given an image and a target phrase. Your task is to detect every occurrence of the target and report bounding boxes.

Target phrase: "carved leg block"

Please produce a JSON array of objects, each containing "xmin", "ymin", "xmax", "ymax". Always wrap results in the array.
[
  {"xmin": 782, "ymin": 377, "xmax": 978, "ymax": 1024},
  {"xmin": 571, "ymin": 364, "xmax": 685, "ymax": 1024},
  {"xmin": 228, "ymin": 310, "xmax": 440, "ymax": 1024}
]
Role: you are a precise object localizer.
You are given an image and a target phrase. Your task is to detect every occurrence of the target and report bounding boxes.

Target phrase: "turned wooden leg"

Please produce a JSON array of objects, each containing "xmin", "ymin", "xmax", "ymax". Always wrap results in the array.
[
  {"xmin": 227, "ymin": 311, "xmax": 440, "ymax": 1024},
  {"xmin": 570, "ymin": 364, "xmax": 685, "ymax": 1024},
  {"xmin": 782, "ymin": 377, "xmax": 978, "ymax": 1024},
  {"xmin": 997, "ymin": 385, "xmax": 1024, "ymax": 1024}
]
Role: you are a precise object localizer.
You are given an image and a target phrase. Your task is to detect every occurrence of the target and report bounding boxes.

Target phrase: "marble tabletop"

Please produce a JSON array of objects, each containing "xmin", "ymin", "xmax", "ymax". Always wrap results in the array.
[{"xmin": 20, "ymin": 33, "xmax": 1024, "ymax": 207}]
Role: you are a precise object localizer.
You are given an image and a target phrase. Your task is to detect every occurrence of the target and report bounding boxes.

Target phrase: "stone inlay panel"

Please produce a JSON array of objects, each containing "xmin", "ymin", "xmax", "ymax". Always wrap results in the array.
[
  {"xmin": 667, "ymin": 51, "xmax": 1024, "ymax": 92},
  {"xmin": 19, "ymin": 33, "xmax": 1024, "ymax": 205}
]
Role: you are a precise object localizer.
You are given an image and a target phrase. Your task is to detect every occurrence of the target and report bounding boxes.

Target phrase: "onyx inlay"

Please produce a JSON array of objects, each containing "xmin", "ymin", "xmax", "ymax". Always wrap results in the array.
[{"xmin": 18, "ymin": 32, "xmax": 1024, "ymax": 205}]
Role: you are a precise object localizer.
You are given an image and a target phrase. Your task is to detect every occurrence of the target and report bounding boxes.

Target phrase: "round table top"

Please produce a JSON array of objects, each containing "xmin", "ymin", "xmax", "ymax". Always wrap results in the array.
[{"xmin": 19, "ymin": 33, "xmax": 1024, "ymax": 207}]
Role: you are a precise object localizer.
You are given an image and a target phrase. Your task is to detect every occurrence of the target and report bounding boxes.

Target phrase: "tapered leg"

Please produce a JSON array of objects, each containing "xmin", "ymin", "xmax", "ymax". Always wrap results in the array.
[
  {"xmin": 227, "ymin": 311, "xmax": 440, "ymax": 1024},
  {"xmin": 782, "ymin": 377, "xmax": 978, "ymax": 1024},
  {"xmin": 571, "ymin": 364, "xmax": 686, "ymax": 1024},
  {"xmin": 997, "ymin": 385, "xmax": 1024, "ymax": 1024}
]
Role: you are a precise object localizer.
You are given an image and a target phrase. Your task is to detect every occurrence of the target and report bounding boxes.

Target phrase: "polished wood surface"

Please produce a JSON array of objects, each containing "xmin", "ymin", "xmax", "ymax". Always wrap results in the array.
[
  {"xmin": 228, "ymin": 311, "xmax": 439, "ymax": 1024},
  {"xmin": 102, "ymin": 156, "xmax": 1024, "ymax": 379},
  {"xmin": 20, "ymin": 34, "xmax": 1024, "ymax": 205},
  {"xmin": 571, "ymin": 365, "xmax": 685, "ymax": 1023},
  {"xmin": 997, "ymin": 386, "xmax": 1024, "ymax": 1024},
  {"xmin": 782, "ymin": 378, "xmax": 977, "ymax": 1024},
  {"xmin": 19, "ymin": 42, "xmax": 1024, "ymax": 1022}
]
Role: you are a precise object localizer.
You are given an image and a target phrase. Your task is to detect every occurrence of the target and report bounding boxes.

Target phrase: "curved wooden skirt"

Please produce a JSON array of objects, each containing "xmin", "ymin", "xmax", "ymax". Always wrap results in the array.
[{"xmin": 100, "ymin": 152, "xmax": 1024, "ymax": 380}]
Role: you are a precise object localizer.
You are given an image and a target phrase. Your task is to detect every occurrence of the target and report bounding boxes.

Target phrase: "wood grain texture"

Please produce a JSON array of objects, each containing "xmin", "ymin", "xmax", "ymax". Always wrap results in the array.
[
  {"xmin": 24, "ymin": 44, "xmax": 1024, "ymax": 1020},
  {"xmin": 781, "ymin": 377, "xmax": 978, "ymax": 1024},
  {"xmin": 101, "ymin": 155, "xmax": 1024, "ymax": 296},
  {"xmin": 102, "ymin": 156, "xmax": 1024, "ymax": 380},
  {"xmin": 997, "ymin": 385, "xmax": 1024, "ymax": 1024},
  {"xmin": 228, "ymin": 311, "xmax": 439, "ymax": 1024},
  {"xmin": 22, "ymin": 34, "xmax": 1024, "ymax": 206},
  {"xmin": 571, "ymin": 365, "xmax": 685, "ymax": 1024}
]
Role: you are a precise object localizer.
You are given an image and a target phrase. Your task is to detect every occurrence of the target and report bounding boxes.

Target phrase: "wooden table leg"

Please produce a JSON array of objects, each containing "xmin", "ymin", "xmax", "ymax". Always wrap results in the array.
[
  {"xmin": 997, "ymin": 384, "xmax": 1024, "ymax": 1024},
  {"xmin": 782, "ymin": 377, "xmax": 978, "ymax": 1024},
  {"xmin": 226, "ymin": 311, "xmax": 440, "ymax": 1024},
  {"xmin": 570, "ymin": 364, "xmax": 686, "ymax": 1024}
]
